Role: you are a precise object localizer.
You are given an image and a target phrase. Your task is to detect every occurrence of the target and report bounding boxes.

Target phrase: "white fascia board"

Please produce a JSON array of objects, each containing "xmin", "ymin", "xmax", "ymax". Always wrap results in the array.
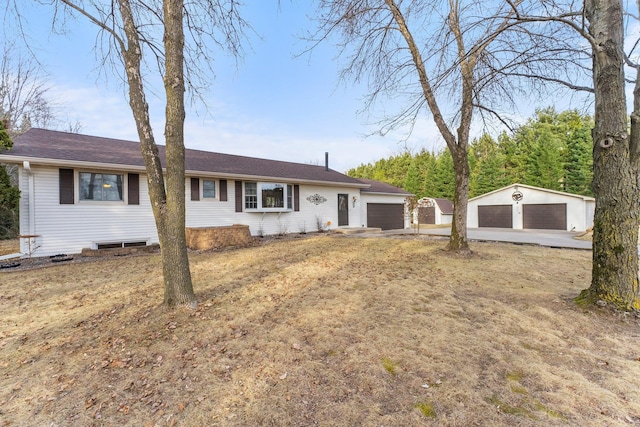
[
  {"xmin": 185, "ymin": 170, "xmax": 370, "ymax": 189},
  {"xmin": 361, "ymin": 191, "xmax": 413, "ymax": 197},
  {"xmin": 469, "ymin": 183, "xmax": 595, "ymax": 202},
  {"xmin": 0, "ymin": 155, "xmax": 147, "ymax": 173},
  {"xmin": 0, "ymin": 155, "xmax": 368, "ymax": 189}
]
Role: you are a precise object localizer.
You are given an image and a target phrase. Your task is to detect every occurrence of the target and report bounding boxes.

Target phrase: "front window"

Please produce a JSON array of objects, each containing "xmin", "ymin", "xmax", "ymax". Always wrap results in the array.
[
  {"xmin": 79, "ymin": 172, "xmax": 123, "ymax": 201},
  {"xmin": 245, "ymin": 182, "xmax": 293, "ymax": 211},
  {"xmin": 203, "ymin": 179, "xmax": 216, "ymax": 199},
  {"xmin": 261, "ymin": 183, "xmax": 284, "ymax": 208}
]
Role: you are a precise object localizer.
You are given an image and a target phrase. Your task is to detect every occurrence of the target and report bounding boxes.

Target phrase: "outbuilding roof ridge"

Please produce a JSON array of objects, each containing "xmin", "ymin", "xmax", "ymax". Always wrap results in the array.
[{"xmin": 469, "ymin": 183, "xmax": 595, "ymax": 202}]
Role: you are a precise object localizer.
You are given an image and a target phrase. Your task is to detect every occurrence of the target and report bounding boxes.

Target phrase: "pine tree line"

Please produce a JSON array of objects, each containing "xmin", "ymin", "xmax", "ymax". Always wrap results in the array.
[{"xmin": 347, "ymin": 108, "xmax": 594, "ymax": 200}]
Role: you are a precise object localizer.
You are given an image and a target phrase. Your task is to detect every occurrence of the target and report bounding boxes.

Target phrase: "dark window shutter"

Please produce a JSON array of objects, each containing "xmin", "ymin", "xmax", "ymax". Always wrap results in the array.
[
  {"xmin": 235, "ymin": 181, "xmax": 243, "ymax": 212},
  {"xmin": 191, "ymin": 178, "xmax": 200, "ymax": 201},
  {"xmin": 59, "ymin": 168, "xmax": 74, "ymax": 204},
  {"xmin": 128, "ymin": 173, "xmax": 140, "ymax": 205},
  {"xmin": 294, "ymin": 185, "xmax": 300, "ymax": 212},
  {"xmin": 220, "ymin": 179, "xmax": 228, "ymax": 201}
]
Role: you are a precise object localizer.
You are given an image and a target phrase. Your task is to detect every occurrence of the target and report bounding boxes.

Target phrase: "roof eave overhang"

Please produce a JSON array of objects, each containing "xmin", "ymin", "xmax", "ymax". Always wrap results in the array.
[
  {"xmin": 0, "ymin": 155, "xmax": 148, "ymax": 172},
  {"xmin": 361, "ymin": 191, "xmax": 413, "ymax": 197},
  {"xmin": 185, "ymin": 169, "xmax": 369, "ymax": 188},
  {"xmin": 0, "ymin": 155, "xmax": 368, "ymax": 189}
]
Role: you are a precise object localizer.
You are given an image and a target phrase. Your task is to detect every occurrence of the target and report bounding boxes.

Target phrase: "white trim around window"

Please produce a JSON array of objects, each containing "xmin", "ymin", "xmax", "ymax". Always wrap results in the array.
[
  {"xmin": 244, "ymin": 181, "xmax": 294, "ymax": 212},
  {"xmin": 202, "ymin": 179, "xmax": 217, "ymax": 199}
]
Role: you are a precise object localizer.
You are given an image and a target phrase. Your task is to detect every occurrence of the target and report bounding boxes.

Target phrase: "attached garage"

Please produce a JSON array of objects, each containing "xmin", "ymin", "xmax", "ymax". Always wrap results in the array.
[
  {"xmin": 478, "ymin": 205, "xmax": 513, "ymax": 228},
  {"xmin": 467, "ymin": 184, "xmax": 595, "ymax": 232},
  {"xmin": 358, "ymin": 178, "xmax": 413, "ymax": 230},
  {"xmin": 523, "ymin": 204, "xmax": 566, "ymax": 230},
  {"xmin": 367, "ymin": 203, "xmax": 404, "ymax": 230}
]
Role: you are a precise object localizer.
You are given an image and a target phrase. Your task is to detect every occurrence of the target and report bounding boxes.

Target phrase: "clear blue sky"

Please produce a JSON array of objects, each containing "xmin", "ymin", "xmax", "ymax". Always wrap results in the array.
[{"xmin": 6, "ymin": 2, "xmax": 590, "ymax": 173}]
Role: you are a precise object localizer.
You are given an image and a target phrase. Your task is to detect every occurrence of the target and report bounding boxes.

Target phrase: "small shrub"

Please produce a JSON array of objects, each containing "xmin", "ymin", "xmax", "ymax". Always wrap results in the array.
[{"xmin": 277, "ymin": 220, "xmax": 289, "ymax": 236}]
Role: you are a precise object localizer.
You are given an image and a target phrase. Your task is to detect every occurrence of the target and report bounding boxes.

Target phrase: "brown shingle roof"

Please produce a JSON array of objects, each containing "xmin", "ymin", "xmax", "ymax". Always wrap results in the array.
[
  {"xmin": 433, "ymin": 198, "xmax": 454, "ymax": 214},
  {"xmin": 3, "ymin": 128, "xmax": 367, "ymax": 187},
  {"xmin": 357, "ymin": 178, "xmax": 413, "ymax": 196}
]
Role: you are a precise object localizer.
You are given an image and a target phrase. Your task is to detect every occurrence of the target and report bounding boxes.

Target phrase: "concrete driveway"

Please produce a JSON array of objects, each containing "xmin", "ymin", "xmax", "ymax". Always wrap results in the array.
[{"xmin": 365, "ymin": 227, "xmax": 592, "ymax": 250}]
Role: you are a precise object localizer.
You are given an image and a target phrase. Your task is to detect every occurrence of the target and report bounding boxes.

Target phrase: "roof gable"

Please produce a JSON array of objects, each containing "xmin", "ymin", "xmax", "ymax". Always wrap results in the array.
[
  {"xmin": 3, "ymin": 128, "xmax": 367, "ymax": 187},
  {"xmin": 469, "ymin": 183, "xmax": 595, "ymax": 202},
  {"xmin": 433, "ymin": 198, "xmax": 454, "ymax": 214}
]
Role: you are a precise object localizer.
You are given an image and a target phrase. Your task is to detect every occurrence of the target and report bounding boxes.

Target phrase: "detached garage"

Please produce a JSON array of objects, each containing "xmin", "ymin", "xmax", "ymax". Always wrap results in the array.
[
  {"xmin": 468, "ymin": 184, "xmax": 595, "ymax": 232},
  {"xmin": 357, "ymin": 179, "xmax": 413, "ymax": 230},
  {"xmin": 414, "ymin": 197, "xmax": 454, "ymax": 226}
]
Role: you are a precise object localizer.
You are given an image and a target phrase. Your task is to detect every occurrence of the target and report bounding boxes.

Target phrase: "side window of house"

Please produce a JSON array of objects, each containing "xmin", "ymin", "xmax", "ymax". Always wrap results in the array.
[
  {"xmin": 203, "ymin": 179, "xmax": 216, "ymax": 199},
  {"xmin": 245, "ymin": 182, "xmax": 257, "ymax": 209},
  {"xmin": 79, "ymin": 172, "xmax": 124, "ymax": 201}
]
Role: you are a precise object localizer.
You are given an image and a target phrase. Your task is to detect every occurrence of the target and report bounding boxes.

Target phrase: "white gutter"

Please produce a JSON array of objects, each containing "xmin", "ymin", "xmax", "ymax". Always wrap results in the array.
[
  {"xmin": 23, "ymin": 161, "xmax": 35, "ymax": 237},
  {"xmin": 0, "ymin": 155, "xmax": 370, "ymax": 189}
]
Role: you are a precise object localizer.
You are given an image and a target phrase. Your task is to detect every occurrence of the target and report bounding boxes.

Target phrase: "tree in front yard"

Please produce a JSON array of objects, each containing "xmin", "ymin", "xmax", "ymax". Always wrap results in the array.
[{"xmin": 16, "ymin": 0, "xmax": 249, "ymax": 308}]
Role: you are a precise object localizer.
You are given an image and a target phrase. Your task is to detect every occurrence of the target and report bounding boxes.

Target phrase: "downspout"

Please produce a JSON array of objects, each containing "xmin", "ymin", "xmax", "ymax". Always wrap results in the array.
[{"xmin": 23, "ymin": 161, "xmax": 35, "ymax": 237}]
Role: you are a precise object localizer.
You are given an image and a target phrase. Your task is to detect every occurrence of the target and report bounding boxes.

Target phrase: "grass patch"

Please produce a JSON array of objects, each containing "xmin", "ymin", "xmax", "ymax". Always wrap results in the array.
[
  {"xmin": 414, "ymin": 400, "xmax": 436, "ymax": 418},
  {"xmin": 486, "ymin": 395, "xmax": 536, "ymax": 419},
  {"xmin": 0, "ymin": 238, "xmax": 18, "ymax": 256},
  {"xmin": 382, "ymin": 357, "xmax": 399, "ymax": 375}
]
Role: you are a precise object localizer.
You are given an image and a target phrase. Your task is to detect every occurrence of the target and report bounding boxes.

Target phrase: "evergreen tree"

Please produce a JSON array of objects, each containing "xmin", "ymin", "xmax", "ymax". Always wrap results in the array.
[
  {"xmin": 403, "ymin": 158, "xmax": 422, "ymax": 197},
  {"xmin": 563, "ymin": 113, "xmax": 593, "ymax": 196},
  {"xmin": 0, "ymin": 119, "xmax": 12, "ymax": 151},
  {"xmin": 346, "ymin": 108, "xmax": 593, "ymax": 199},
  {"xmin": 469, "ymin": 134, "xmax": 509, "ymax": 197},
  {"xmin": 0, "ymin": 122, "xmax": 19, "ymax": 238},
  {"xmin": 432, "ymin": 150, "xmax": 455, "ymax": 199},
  {"xmin": 526, "ymin": 129, "xmax": 564, "ymax": 191}
]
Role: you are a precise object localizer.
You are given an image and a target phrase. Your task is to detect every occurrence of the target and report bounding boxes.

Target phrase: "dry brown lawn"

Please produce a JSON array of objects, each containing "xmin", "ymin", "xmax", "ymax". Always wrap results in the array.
[
  {"xmin": 0, "ymin": 239, "xmax": 19, "ymax": 257},
  {"xmin": 1, "ymin": 235, "xmax": 639, "ymax": 426}
]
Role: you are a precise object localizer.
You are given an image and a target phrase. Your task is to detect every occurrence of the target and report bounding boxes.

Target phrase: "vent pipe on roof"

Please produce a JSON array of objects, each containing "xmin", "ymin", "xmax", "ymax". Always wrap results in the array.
[{"xmin": 325, "ymin": 152, "xmax": 329, "ymax": 171}]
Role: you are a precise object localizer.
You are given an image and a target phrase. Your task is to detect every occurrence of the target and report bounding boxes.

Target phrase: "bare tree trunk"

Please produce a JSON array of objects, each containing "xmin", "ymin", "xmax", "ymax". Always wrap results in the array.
[
  {"xmin": 161, "ymin": 0, "xmax": 196, "ymax": 307},
  {"xmin": 447, "ymin": 145, "xmax": 471, "ymax": 253},
  {"xmin": 580, "ymin": 0, "xmax": 640, "ymax": 310},
  {"xmin": 119, "ymin": 0, "xmax": 196, "ymax": 308}
]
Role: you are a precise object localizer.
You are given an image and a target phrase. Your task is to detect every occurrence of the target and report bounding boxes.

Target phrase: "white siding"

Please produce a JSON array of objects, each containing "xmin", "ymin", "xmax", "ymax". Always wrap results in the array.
[
  {"xmin": 19, "ymin": 167, "xmax": 367, "ymax": 256},
  {"xmin": 440, "ymin": 214, "xmax": 453, "ymax": 225},
  {"xmin": 188, "ymin": 182, "xmax": 363, "ymax": 236},
  {"xmin": 22, "ymin": 165, "xmax": 158, "ymax": 257}
]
